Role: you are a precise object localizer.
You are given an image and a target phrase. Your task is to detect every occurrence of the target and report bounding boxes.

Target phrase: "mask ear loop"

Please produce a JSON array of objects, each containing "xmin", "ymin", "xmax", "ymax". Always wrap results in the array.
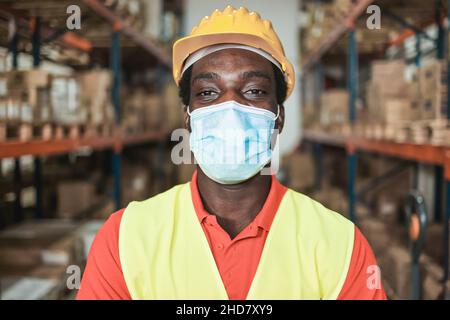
[
  {"xmin": 274, "ymin": 105, "xmax": 280, "ymax": 120},
  {"xmin": 186, "ymin": 105, "xmax": 192, "ymax": 116}
]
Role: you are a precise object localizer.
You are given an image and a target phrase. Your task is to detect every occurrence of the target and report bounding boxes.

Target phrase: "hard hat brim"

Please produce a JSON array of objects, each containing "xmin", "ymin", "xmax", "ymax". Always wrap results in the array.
[{"xmin": 173, "ymin": 32, "xmax": 295, "ymax": 99}]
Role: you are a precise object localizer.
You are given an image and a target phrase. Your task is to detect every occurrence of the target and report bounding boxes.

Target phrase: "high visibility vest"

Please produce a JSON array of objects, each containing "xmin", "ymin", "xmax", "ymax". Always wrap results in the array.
[{"xmin": 119, "ymin": 182, "xmax": 355, "ymax": 300}]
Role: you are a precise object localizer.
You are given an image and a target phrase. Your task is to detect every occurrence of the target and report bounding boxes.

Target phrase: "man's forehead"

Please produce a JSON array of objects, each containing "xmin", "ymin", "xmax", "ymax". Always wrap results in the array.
[
  {"xmin": 191, "ymin": 70, "xmax": 273, "ymax": 85},
  {"xmin": 191, "ymin": 48, "xmax": 273, "ymax": 73}
]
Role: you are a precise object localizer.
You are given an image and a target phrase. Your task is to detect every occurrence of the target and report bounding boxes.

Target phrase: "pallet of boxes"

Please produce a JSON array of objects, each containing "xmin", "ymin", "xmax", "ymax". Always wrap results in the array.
[
  {"xmin": 319, "ymin": 89, "xmax": 351, "ymax": 135},
  {"xmin": 0, "ymin": 68, "xmax": 114, "ymax": 142},
  {"xmin": 365, "ymin": 59, "xmax": 450, "ymax": 144},
  {"xmin": 121, "ymin": 80, "xmax": 184, "ymax": 135},
  {"xmin": 302, "ymin": 2, "xmax": 346, "ymax": 56},
  {"xmin": 364, "ymin": 60, "xmax": 419, "ymax": 141},
  {"xmin": 409, "ymin": 60, "xmax": 450, "ymax": 145},
  {"xmin": 77, "ymin": 69, "xmax": 115, "ymax": 137},
  {"xmin": 0, "ymin": 69, "xmax": 53, "ymax": 141}
]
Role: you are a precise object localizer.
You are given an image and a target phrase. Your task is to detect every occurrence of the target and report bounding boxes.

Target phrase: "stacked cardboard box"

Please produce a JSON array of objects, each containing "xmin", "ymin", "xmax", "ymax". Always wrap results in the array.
[
  {"xmin": 412, "ymin": 60, "xmax": 448, "ymax": 121},
  {"xmin": 121, "ymin": 81, "xmax": 184, "ymax": 134},
  {"xmin": 57, "ymin": 180, "xmax": 96, "ymax": 219},
  {"xmin": 302, "ymin": 3, "xmax": 341, "ymax": 53},
  {"xmin": 0, "ymin": 68, "xmax": 115, "ymax": 137},
  {"xmin": 78, "ymin": 69, "xmax": 114, "ymax": 126},
  {"xmin": 0, "ymin": 69, "xmax": 51, "ymax": 125},
  {"xmin": 366, "ymin": 60, "xmax": 417, "ymax": 125},
  {"xmin": 49, "ymin": 75, "xmax": 83, "ymax": 125},
  {"xmin": 334, "ymin": 0, "xmax": 352, "ymax": 14},
  {"xmin": 121, "ymin": 88, "xmax": 163, "ymax": 133},
  {"xmin": 408, "ymin": 60, "xmax": 450, "ymax": 144},
  {"xmin": 319, "ymin": 89, "xmax": 349, "ymax": 128}
]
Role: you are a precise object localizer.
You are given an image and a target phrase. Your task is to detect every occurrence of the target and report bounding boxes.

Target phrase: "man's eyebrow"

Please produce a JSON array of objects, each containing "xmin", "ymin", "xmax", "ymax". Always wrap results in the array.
[
  {"xmin": 241, "ymin": 70, "xmax": 272, "ymax": 81},
  {"xmin": 192, "ymin": 72, "xmax": 220, "ymax": 83}
]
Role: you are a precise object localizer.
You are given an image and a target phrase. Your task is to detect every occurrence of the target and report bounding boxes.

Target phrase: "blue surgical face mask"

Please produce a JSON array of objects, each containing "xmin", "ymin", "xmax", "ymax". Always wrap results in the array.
[{"xmin": 188, "ymin": 100, "xmax": 279, "ymax": 185}]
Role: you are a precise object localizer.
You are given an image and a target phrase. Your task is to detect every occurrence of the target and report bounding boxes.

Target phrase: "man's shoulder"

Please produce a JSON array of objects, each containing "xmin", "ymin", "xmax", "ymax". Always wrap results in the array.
[
  {"xmin": 121, "ymin": 182, "xmax": 190, "ymax": 220},
  {"xmin": 284, "ymin": 187, "xmax": 354, "ymax": 231},
  {"xmin": 131, "ymin": 182, "xmax": 188, "ymax": 205}
]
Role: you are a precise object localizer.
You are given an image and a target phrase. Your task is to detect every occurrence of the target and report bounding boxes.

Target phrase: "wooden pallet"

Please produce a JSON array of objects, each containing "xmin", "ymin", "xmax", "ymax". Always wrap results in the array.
[
  {"xmin": 357, "ymin": 119, "xmax": 450, "ymax": 145},
  {"xmin": 384, "ymin": 122, "xmax": 411, "ymax": 143},
  {"xmin": 0, "ymin": 121, "xmax": 42, "ymax": 142},
  {"xmin": 409, "ymin": 119, "xmax": 450, "ymax": 145},
  {"xmin": 82, "ymin": 123, "xmax": 114, "ymax": 138},
  {"xmin": 0, "ymin": 122, "xmax": 115, "ymax": 142}
]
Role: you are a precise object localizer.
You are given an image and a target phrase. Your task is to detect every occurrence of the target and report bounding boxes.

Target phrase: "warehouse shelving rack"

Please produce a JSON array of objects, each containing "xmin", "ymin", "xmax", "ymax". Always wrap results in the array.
[
  {"xmin": 0, "ymin": 1, "xmax": 173, "ymax": 223},
  {"xmin": 301, "ymin": 0, "xmax": 450, "ymax": 297}
]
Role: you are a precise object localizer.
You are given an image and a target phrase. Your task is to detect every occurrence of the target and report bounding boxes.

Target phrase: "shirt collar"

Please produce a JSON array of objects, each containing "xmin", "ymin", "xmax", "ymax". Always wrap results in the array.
[{"xmin": 189, "ymin": 170, "xmax": 287, "ymax": 232}]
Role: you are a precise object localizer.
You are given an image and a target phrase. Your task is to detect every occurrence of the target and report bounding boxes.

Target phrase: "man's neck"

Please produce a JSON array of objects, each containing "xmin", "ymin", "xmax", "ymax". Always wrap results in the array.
[{"xmin": 196, "ymin": 168, "xmax": 272, "ymax": 239}]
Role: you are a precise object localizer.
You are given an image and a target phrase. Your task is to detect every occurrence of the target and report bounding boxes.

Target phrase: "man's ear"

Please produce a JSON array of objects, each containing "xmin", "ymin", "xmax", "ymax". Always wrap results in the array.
[{"xmin": 276, "ymin": 104, "xmax": 285, "ymax": 134}]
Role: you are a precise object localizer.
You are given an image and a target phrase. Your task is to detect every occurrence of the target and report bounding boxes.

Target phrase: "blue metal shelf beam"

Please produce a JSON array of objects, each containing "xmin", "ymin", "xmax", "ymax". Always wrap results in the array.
[
  {"xmin": 347, "ymin": 26, "xmax": 358, "ymax": 222},
  {"xmin": 111, "ymin": 30, "xmax": 122, "ymax": 210},
  {"xmin": 32, "ymin": 17, "xmax": 43, "ymax": 219}
]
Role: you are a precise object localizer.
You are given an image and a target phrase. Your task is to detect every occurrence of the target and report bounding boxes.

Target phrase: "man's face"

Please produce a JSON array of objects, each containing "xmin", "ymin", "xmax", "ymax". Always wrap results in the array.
[{"xmin": 184, "ymin": 48, "xmax": 284, "ymax": 132}]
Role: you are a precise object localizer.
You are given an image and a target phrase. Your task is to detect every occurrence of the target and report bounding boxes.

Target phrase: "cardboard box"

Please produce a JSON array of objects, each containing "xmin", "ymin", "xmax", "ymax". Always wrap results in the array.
[
  {"xmin": 371, "ymin": 60, "xmax": 406, "ymax": 82},
  {"xmin": 418, "ymin": 61, "xmax": 443, "ymax": 98},
  {"xmin": 57, "ymin": 181, "xmax": 96, "ymax": 219},
  {"xmin": 50, "ymin": 75, "xmax": 82, "ymax": 125},
  {"xmin": 366, "ymin": 84, "xmax": 416, "ymax": 124},
  {"xmin": 78, "ymin": 69, "xmax": 113, "ymax": 125},
  {"xmin": 320, "ymin": 89, "xmax": 349, "ymax": 126},
  {"xmin": 411, "ymin": 60, "xmax": 448, "ymax": 120},
  {"xmin": 3, "ymin": 69, "xmax": 51, "ymax": 123},
  {"xmin": 0, "ymin": 220, "xmax": 82, "ymax": 270},
  {"xmin": 384, "ymin": 99, "xmax": 418, "ymax": 124}
]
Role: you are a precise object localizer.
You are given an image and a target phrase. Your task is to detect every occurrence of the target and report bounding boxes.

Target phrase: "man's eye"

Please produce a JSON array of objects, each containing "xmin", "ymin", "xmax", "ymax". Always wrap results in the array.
[
  {"xmin": 198, "ymin": 90, "xmax": 217, "ymax": 97},
  {"xmin": 245, "ymin": 89, "xmax": 266, "ymax": 95}
]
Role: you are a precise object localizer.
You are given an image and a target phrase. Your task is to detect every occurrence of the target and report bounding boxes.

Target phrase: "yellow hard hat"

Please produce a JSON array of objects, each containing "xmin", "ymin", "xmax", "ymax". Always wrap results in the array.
[{"xmin": 172, "ymin": 6, "xmax": 295, "ymax": 99}]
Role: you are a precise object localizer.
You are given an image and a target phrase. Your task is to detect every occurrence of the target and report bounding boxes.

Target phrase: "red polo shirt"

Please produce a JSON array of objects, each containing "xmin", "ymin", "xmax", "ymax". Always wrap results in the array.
[{"xmin": 77, "ymin": 172, "xmax": 386, "ymax": 300}]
